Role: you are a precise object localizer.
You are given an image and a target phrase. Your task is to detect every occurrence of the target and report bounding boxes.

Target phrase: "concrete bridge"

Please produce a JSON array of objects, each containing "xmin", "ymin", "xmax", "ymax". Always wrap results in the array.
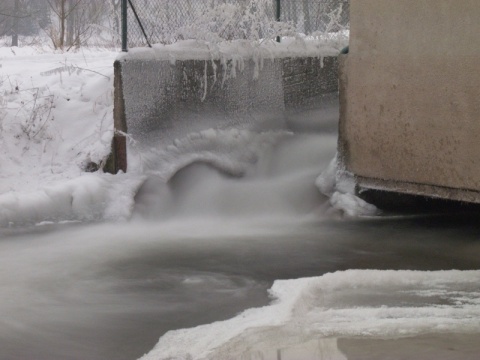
[{"xmin": 338, "ymin": 0, "xmax": 480, "ymax": 205}]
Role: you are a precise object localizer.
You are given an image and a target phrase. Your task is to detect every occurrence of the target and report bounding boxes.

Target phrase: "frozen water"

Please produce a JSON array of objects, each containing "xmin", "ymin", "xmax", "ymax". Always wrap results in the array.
[{"xmin": 142, "ymin": 270, "xmax": 480, "ymax": 360}]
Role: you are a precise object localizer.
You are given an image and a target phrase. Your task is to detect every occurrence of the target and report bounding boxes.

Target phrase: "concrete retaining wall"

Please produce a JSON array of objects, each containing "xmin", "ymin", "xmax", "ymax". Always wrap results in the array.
[
  {"xmin": 110, "ymin": 55, "xmax": 338, "ymax": 172},
  {"xmin": 339, "ymin": 0, "xmax": 480, "ymax": 203},
  {"xmin": 283, "ymin": 57, "xmax": 339, "ymax": 109}
]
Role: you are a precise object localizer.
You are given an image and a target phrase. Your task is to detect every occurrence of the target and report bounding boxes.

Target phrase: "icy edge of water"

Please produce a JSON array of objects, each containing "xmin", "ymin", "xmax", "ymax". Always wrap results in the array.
[
  {"xmin": 0, "ymin": 173, "xmax": 144, "ymax": 227},
  {"xmin": 140, "ymin": 269, "xmax": 480, "ymax": 360},
  {"xmin": 316, "ymin": 154, "xmax": 378, "ymax": 217}
]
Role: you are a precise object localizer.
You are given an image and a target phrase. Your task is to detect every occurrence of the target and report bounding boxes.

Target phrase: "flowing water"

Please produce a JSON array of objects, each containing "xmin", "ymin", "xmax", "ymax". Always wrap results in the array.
[{"xmin": 1, "ymin": 101, "xmax": 480, "ymax": 360}]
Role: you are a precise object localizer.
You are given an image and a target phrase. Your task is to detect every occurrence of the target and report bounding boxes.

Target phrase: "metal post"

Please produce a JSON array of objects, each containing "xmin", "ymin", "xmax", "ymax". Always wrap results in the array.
[
  {"xmin": 128, "ymin": 0, "xmax": 152, "ymax": 48},
  {"xmin": 12, "ymin": 0, "xmax": 19, "ymax": 47},
  {"xmin": 276, "ymin": 0, "xmax": 281, "ymax": 43},
  {"xmin": 121, "ymin": 0, "xmax": 128, "ymax": 52}
]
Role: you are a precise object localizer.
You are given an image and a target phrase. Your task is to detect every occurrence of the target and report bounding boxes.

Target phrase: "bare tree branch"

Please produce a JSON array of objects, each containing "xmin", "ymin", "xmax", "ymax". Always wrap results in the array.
[
  {"xmin": 64, "ymin": 0, "xmax": 82, "ymax": 18},
  {"xmin": 0, "ymin": 11, "xmax": 30, "ymax": 18},
  {"xmin": 46, "ymin": 0, "xmax": 61, "ymax": 18}
]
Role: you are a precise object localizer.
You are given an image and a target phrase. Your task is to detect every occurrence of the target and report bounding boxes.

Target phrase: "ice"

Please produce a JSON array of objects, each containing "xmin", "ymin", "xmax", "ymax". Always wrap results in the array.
[
  {"xmin": 141, "ymin": 270, "xmax": 480, "ymax": 360},
  {"xmin": 316, "ymin": 155, "xmax": 378, "ymax": 217},
  {"xmin": 119, "ymin": 36, "xmax": 348, "ymax": 78},
  {"xmin": 119, "ymin": 36, "xmax": 349, "ymax": 62},
  {"xmin": 315, "ymin": 155, "xmax": 337, "ymax": 196},
  {"xmin": 130, "ymin": 128, "xmax": 291, "ymax": 180},
  {"xmin": 0, "ymin": 173, "xmax": 144, "ymax": 226},
  {"xmin": 330, "ymin": 191, "xmax": 378, "ymax": 217}
]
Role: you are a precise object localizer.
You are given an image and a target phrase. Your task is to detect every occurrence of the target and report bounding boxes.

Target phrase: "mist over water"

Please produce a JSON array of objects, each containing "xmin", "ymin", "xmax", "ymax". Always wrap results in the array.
[
  {"xmin": 133, "ymin": 133, "xmax": 336, "ymax": 221},
  {"xmin": 1, "ymin": 102, "xmax": 480, "ymax": 360}
]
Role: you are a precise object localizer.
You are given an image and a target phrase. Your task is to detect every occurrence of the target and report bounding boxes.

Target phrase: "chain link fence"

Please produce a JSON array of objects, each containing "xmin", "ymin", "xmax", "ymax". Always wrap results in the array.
[{"xmin": 124, "ymin": 0, "xmax": 349, "ymax": 49}]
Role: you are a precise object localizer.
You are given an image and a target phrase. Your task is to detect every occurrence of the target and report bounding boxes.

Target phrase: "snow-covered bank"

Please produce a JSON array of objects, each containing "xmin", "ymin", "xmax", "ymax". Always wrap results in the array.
[
  {"xmin": 0, "ymin": 47, "xmax": 140, "ymax": 225},
  {"xmin": 141, "ymin": 269, "xmax": 480, "ymax": 360}
]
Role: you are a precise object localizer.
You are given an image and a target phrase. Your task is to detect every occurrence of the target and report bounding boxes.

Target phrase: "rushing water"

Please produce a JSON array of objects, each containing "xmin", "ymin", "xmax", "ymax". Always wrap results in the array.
[{"xmin": 1, "ymin": 102, "xmax": 480, "ymax": 360}]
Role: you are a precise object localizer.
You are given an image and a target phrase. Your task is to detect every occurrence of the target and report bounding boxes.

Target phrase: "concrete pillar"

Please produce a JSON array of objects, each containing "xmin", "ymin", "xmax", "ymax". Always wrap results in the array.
[{"xmin": 339, "ymin": 0, "xmax": 480, "ymax": 203}]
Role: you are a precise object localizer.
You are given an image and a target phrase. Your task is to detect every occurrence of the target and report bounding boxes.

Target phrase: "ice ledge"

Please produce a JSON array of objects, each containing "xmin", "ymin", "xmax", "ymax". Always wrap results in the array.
[
  {"xmin": 117, "ymin": 36, "xmax": 348, "ymax": 62},
  {"xmin": 357, "ymin": 176, "xmax": 480, "ymax": 205}
]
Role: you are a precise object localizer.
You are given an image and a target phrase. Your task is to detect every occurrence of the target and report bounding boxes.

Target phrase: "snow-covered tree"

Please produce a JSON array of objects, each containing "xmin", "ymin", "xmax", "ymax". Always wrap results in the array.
[
  {"xmin": 0, "ymin": 0, "xmax": 41, "ymax": 46},
  {"xmin": 41, "ymin": 0, "xmax": 116, "ymax": 50}
]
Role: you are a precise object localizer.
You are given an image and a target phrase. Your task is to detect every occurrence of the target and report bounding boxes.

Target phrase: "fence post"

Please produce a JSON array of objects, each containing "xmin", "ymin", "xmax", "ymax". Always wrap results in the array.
[
  {"xmin": 121, "ymin": 0, "xmax": 128, "ymax": 52},
  {"xmin": 276, "ymin": 0, "xmax": 281, "ymax": 42}
]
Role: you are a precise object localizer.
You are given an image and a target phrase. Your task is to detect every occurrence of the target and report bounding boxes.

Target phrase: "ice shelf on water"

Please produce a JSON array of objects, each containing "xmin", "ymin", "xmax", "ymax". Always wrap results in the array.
[{"xmin": 141, "ymin": 270, "xmax": 480, "ymax": 360}]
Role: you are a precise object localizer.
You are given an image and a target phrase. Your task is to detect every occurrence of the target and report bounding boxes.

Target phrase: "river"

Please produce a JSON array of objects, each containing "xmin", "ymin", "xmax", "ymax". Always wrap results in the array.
[{"xmin": 1, "ymin": 102, "xmax": 479, "ymax": 360}]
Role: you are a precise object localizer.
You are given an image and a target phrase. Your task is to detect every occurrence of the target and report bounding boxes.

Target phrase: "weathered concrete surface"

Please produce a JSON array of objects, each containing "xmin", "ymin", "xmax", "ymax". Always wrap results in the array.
[
  {"xmin": 339, "ymin": 0, "xmax": 480, "ymax": 203},
  {"xmin": 111, "ymin": 55, "xmax": 338, "ymax": 172},
  {"xmin": 283, "ymin": 57, "xmax": 339, "ymax": 109}
]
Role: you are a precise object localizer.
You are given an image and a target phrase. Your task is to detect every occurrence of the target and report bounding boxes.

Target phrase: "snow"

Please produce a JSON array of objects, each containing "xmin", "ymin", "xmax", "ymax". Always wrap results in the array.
[
  {"xmin": 0, "ymin": 46, "xmax": 144, "ymax": 225},
  {"xmin": 141, "ymin": 270, "xmax": 480, "ymax": 360},
  {"xmin": 119, "ymin": 35, "xmax": 348, "ymax": 64}
]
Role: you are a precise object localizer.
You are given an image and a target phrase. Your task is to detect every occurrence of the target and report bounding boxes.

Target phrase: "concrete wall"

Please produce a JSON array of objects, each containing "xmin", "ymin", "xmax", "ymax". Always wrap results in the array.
[
  {"xmin": 283, "ymin": 57, "xmax": 339, "ymax": 109},
  {"xmin": 110, "ymin": 55, "xmax": 338, "ymax": 172},
  {"xmin": 339, "ymin": 0, "xmax": 480, "ymax": 203}
]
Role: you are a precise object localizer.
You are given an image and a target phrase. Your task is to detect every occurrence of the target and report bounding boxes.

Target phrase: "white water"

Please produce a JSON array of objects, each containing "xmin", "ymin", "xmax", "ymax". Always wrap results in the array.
[{"xmin": 133, "ymin": 132, "xmax": 336, "ymax": 222}]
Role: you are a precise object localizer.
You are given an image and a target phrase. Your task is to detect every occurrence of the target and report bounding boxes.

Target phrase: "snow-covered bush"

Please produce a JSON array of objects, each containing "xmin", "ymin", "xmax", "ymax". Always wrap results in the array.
[
  {"xmin": 309, "ymin": 3, "xmax": 348, "ymax": 46},
  {"xmin": 174, "ymin": 0, "xmax": 295, "ymax": 43},
  {"xmin": 126, "ymin": 0, "xmax": 349, "ymax": 47}
]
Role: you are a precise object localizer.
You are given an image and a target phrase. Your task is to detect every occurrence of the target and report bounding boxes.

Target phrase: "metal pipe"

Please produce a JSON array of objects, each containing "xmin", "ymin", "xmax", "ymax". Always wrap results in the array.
[{"xmin": 121, "ymin": 0, "xmax": 128, "ymax": 51}]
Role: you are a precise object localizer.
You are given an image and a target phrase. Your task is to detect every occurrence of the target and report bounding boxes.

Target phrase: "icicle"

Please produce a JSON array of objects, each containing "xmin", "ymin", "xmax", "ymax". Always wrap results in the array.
[
  {"xmin": 221, "ymin": 55, "xmax": 228, "ymax": 88},
  {"xmin": 201, "ymin": 61, "xmax": 208, "ymax": 102},
  {"xmin": 210, "ymin": 57, "xmax": 217, "ymax": 87}
]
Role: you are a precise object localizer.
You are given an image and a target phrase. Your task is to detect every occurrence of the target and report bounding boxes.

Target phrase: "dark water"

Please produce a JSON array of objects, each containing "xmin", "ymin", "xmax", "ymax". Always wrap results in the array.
[{"xmin": 1, "ymin": 212, "xmax": 480, "ymax": 360}]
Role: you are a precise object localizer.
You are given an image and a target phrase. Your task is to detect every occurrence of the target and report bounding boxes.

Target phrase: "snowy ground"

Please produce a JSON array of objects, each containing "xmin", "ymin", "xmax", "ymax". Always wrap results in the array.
[{"xmin": 0, "ymin": 46, "xmax": 146, "ymax": 226}]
